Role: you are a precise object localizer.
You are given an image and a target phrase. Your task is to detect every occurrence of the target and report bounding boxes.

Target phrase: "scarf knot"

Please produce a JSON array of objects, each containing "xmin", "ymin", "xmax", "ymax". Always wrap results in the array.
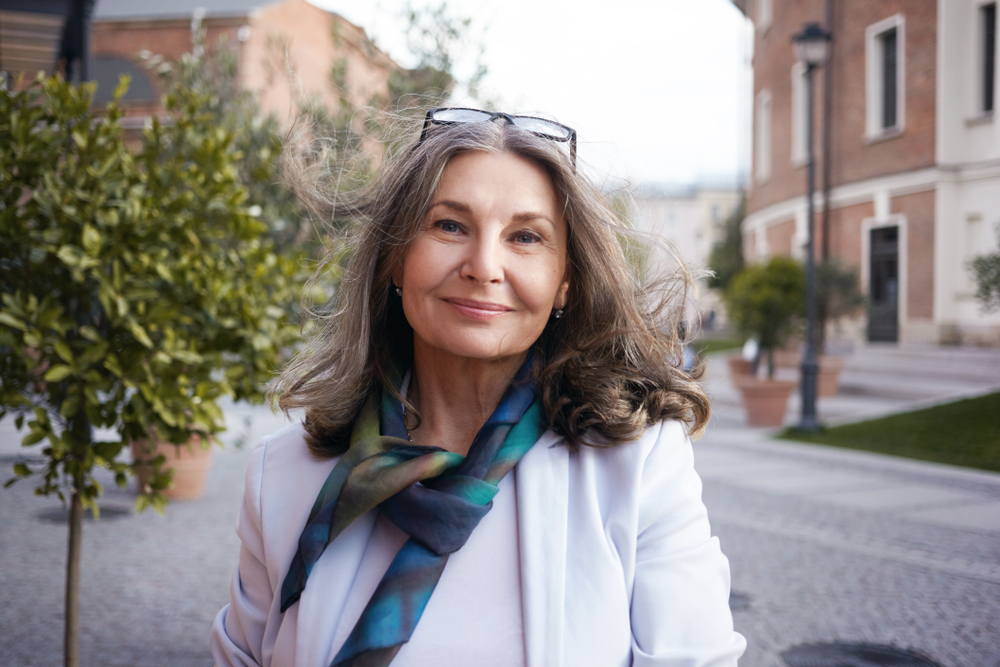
[{"xmin": 279, "ymin": 357, "xmax": 544, "ymax": 667}]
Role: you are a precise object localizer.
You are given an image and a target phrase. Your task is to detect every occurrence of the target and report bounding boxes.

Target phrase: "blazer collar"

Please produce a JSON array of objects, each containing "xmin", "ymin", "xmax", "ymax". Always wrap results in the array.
[{"xmin": 515, "ymin": 430, "xmax": 569, "ymax": 667}]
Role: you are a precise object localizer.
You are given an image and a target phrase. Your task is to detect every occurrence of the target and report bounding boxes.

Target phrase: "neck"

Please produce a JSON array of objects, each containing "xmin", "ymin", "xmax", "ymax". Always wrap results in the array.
[{"xmin": 406, "ymin": 344, "xmax": 528, "ymax": 455}]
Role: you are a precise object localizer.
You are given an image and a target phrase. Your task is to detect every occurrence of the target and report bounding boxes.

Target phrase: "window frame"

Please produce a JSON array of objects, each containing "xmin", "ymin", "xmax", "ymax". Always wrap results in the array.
[
  {"xmin": 790, "ymin": 62, "xmax": 808, "ymax": 166},
  {"xmin": 865, "ymin": 14, "xmax": 907, "ymax": 141},
  {"xmin": 755, "ymin": 88, "xmax": 773, "ymax": 184}
]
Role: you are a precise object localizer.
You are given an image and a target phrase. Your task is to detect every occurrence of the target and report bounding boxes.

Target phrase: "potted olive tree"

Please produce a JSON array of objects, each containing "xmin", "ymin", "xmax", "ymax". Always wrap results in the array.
[
  {"xmin": 769, "ymin": 258, "xmax": 864, "ymax": 396},
  {"xmin": 813, "ymin": 258, "xmax": 865, "ymax": 396},
  {"xmin": 723, "ymin": 257, "xmax": 805, "ymax": 426},
  {"xmin": 0, "ymin": 75, "xmax": 303, "ymax": 667}
]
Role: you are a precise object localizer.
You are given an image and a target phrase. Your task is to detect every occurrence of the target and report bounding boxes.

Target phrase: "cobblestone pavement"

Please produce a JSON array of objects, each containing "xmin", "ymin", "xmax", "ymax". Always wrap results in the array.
[
  {"xmin": 697, "ymin": 426, "xmax": 1000, "ymax": 667},
  {"xmin": 700, "ymin": 345, "xmax": 1000, "ymax": 667},
  {"xmin": 0, "ymin": 404, "xmax": 289, "ymax": 667},
  {"xmin": 1, "ymin": 345, "xmax": 998, "ymax": 666}
]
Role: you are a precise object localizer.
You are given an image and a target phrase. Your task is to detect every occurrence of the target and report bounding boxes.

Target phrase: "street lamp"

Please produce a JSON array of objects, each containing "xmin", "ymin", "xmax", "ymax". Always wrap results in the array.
[{"xmin": 792, "ymin": 22, "xmax": 831, "ymax": 432}]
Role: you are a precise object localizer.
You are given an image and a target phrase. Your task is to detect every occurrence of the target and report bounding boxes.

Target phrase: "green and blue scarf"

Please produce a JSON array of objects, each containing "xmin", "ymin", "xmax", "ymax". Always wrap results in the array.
[{"xmin": 280, "ymin": 358, "xmax": 544, "ymax": 667}]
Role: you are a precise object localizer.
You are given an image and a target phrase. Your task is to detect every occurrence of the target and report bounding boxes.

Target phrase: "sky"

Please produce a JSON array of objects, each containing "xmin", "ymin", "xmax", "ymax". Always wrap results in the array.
[{"xmin": 310, "ymin": 0, "xmax": 754, "ymax": 188}]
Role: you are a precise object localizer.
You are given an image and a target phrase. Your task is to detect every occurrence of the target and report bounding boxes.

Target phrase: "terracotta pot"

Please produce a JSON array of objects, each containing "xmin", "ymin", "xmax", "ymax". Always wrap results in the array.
[
  {"xmin": 817, "ymin": 356, "xmax": 844, "ymax": 397},
  {"xmin": 131, "ymin": 436, "xmax": 213, "ymax": 500},
  {"xmin": 735, "ymin": 377, "xmax": 797, "ymax": 427},
  {"xmin": 772, "ymin": 349, "xmax": 802, "ymax": 368},
  {"xmin": 726, "ymin": 356, "xmax": 754, "ymax": 378}
]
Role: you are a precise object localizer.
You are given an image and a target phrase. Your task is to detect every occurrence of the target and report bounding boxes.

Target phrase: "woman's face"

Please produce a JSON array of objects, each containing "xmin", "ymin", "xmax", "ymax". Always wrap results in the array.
[{"xmin": 395, "ymin": 150, "xmax": 570, "ymax": 366}]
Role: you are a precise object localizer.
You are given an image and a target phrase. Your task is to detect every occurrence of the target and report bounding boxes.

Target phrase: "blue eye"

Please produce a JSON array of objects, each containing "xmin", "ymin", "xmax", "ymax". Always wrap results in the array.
[
  {"xmin": 515, "ymin": 233, "xmax": 539, "ymax": 244},
  {"xmin": 436, "ymin": 220, "xmax": 460, "ymax": 233}
]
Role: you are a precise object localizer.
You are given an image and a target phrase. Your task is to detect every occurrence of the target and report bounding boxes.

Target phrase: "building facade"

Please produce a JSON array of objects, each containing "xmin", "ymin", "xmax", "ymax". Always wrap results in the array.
[
  {"xmin": 735, "ymin": 0, "xmax": 1000, "ymax": 346},
  {"xmin": 632, "ymin": 182, "xmax": 743, "ymax": 325},
  {"xmin": 90, "ymin": 0, "xmax": 397, "ymax": 126},
  {"xmin": 0, "ymin": 0, "xmax": 398, "ymax": 127}
]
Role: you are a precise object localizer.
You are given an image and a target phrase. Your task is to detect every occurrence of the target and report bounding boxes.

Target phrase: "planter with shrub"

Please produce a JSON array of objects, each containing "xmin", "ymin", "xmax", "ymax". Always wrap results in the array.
[{"xmin": 723, "ymin": 257, "xmax": 805, "ymax": 426}]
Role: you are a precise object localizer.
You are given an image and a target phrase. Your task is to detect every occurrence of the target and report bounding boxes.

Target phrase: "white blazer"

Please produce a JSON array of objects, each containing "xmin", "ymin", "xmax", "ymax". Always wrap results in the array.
[{"xmin": 211, "ymin": 420, "xmax": 746, "ymax": 667}]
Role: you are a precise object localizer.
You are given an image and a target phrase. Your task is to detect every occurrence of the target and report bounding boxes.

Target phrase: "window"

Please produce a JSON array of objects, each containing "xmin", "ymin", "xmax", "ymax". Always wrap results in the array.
[
  {"xmin": 982, "ymin": 3, "xmax": 997, "ymax": 114},
  {"xmin": 755, "ymin": 89, "xmax": 772, "ymax": 183},
  {"xmin": 866, "ymin": 15, "xmax": 906, "ymax": 138},
  {"xmin": 791, "ymin": 62, "xmax": 808, "ymax": 164},
  {"xmin": 881, "ymin": 28, "xmax": 898, "ymax": 128}
]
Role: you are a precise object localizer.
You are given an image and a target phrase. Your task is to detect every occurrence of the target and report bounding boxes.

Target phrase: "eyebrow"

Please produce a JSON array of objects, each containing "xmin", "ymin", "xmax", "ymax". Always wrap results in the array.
[
  {"xmin": 428, "ymin": 200, "xmax": 556, "ymax": 226},
  {"xmin": 429, "ymin": 200, "xmax": 473, "ymax": 214}
]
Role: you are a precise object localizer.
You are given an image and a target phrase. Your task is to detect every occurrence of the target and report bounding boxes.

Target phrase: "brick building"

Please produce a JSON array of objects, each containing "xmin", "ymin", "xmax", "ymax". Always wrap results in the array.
[
  {"xmin": 93, "ymin": 0, "xmax": 398, "ymax": 125},
  {"xmin": 733, "ymin": 0, "xmax": 1000, "ymax": 346},
  {"xmin": 0, "ymin": 0, "xmax": 398, "ymax": 127}
]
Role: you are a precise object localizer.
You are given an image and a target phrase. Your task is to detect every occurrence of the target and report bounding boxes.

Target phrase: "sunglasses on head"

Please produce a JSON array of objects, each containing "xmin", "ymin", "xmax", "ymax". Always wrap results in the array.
[{"xmin": 419, "ymin": 107, "xmax": 577, "ymax": 168}]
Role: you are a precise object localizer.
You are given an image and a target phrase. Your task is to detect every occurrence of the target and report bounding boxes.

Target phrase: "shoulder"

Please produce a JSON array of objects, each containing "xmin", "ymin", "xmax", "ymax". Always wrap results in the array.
[
  {"xmin": 569, "ymin": 419, "xmax": 694, "ymax": 480},
  {"xmin": 246, "ymin": 421, "xmax": 339, "ymax": 523},
  {"xmin": 257, "ymin": 421, "xmax": 312, "ymax": 458},
  {"xmin": 241, "ymin": 422, "xmax": 341, "ymax": 572},
  {"xmin": 251, "ymin": 422, "xmax": 336, "ymax": 478},
  {"xmin": 523, "ymin": 420, "xmax": 697, "ymax": 521}
]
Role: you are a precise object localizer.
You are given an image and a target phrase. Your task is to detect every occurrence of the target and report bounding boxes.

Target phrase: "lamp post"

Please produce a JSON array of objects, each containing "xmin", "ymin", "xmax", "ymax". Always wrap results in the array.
[{"xmin": 793, "ymin": 22, "xmax": 831, "ymax": 432}]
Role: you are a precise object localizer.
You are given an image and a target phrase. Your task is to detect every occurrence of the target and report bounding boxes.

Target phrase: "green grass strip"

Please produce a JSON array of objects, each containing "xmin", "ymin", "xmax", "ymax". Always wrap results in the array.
[
  {"xmin": 695, "ymin": 338, "xmax": 744, "ymax": 356},
  {"xmin": 779, "ymin": 392, "xmax": 1000, "ymax": 472}
]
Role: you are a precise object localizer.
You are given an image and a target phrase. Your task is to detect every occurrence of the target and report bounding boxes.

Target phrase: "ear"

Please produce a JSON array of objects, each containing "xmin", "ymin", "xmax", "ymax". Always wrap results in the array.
[{"xmin": 554, "ymin": 277, "xmax": 570, "ymax": 311}]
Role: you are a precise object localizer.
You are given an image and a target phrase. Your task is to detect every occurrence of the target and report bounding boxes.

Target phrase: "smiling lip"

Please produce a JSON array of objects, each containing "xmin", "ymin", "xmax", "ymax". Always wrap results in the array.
[{"xmin": 445, "ymin": 298, "xmax": 512, "ymax": 320}]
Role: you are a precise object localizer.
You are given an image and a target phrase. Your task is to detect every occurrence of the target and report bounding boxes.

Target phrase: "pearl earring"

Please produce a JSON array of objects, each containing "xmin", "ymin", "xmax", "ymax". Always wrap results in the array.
[
  {"xmin": 553, "ymin": 308, "xmax": 564, "ymax": 319},
  {"xmin": 395, "ymin": 286, "xmax": 402, "ymax": 296}
]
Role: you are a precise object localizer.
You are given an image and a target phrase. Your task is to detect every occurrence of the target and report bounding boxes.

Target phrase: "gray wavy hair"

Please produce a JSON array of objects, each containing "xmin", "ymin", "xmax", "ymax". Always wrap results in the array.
[{"xmin": 270, "ymin": 115, "xmax": 709, "ymax": 457}]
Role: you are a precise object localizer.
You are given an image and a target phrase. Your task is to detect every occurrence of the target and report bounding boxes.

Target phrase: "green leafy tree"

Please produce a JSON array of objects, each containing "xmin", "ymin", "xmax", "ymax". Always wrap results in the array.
[
  {"xmin": 389, "ymin": 1, "xmax": 493, "ymax": 109},
  {"xmin": 141, "ymin": 31, "xmax": 315, "ymax": 255},
  {"xmin": 0, "ymin": 75, "xmax": 304, "ymax": 667},
  {"xmin": 141, "ymin": 4, "xmax": 492, "ymax": 257},
  {"xmin": 707, "ymin": 198, "xmax": 746, "ymax": 291},
  {"xmin": 723, "ymin": 257, "xmax": 806, "ymax": 378},
  {"xmin": 969, "ymin": 224, "xmax": 1000, "ymax": 312}
]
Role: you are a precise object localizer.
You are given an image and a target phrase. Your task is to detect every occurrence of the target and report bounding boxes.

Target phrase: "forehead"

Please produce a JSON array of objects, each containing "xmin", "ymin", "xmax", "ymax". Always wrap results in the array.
[{"xmin": 432, "ymin": 151, "xmax": 561, "ymax": 217}]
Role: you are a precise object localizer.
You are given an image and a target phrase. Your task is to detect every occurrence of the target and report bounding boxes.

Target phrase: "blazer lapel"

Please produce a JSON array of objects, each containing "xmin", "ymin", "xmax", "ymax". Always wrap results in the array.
[
  {"xmin": 294, "ymin": 509, "xmax": 378, "ymax": 667},
  {"xmin": 516, "ymin": 430, "xmax": 569, "ymax": 667}
]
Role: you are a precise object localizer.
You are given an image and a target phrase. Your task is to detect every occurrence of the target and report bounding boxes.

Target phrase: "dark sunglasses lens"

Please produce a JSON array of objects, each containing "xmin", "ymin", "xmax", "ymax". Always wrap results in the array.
[
  {"xmin": 431, "ymin": 108, "xmax": 494, "ymax": 123},
  {"xmin": 511, "ymin": 116, "xmax": 571, "ymax": 140}
]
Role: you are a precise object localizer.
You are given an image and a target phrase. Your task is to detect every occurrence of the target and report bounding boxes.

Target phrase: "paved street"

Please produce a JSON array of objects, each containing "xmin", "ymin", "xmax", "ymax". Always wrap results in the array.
[
  {"xmin": 699, "ymin": 344, "xmax": 1000, "ymax": 667},
  {"xmin": 699, "ymin": 427, "xmax": 1000, "ymax": 667},
  {"xmin": 1, "ymin": 344, "xmax": 998, "ymax": 666}
]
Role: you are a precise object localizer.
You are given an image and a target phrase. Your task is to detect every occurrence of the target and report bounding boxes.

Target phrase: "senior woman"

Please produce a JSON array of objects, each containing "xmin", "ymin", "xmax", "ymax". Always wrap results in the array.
[{"xmin": 211, "ymin": 108, "xmax": 746, "ymax": 667}]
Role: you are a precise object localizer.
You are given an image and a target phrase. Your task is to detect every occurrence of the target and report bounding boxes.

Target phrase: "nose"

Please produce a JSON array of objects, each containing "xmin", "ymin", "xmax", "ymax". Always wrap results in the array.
[{"xmin": 460, "ymin": 232, "xmax": 504, "ymax": 284}]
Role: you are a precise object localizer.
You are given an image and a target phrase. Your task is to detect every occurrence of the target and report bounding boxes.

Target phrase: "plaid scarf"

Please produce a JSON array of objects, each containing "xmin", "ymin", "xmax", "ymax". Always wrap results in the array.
[{"xmin": 280, "ymin": 359, "xmax": 544, "ymax": 667}]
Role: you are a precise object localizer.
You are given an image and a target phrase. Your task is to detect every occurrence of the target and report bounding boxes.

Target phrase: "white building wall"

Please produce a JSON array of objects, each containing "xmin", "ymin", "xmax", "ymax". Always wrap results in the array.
[
  {"xmin": 632, "ymin": 186, "xmax": 742, "ymax": 330},
  {"xmin": 936, "ymin": 0, "xmax": 1000, "ymax": 344},
  {"xmin": 937, "ymin": 0, "xmax": 1000, "ymax": 164},
  {"xmin": 632, "ymin": 187, "xmax": 742, "ymax": 275},
  {"xmin": 631, "ymin": 195, "xmax": 702, "ymax": 269}
]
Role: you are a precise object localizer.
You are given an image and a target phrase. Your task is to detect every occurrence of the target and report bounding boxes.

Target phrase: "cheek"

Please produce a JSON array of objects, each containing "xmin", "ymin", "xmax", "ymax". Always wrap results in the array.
[
  {"xmin": 399, "ymin": 241, "xmax": 443, "ymax": 290},
  {"xmin": 515, "ymin": 262, "xmax": 568, "ymax": 312}
]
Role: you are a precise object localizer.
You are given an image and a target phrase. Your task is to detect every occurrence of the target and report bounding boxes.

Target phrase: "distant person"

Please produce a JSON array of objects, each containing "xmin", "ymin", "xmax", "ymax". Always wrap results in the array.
[
  {"xmin": 211, "ymin": 108, "xmax": 745, "ymax": 666},
  {"xmin": 678, "ymin": 320, "xmax": 697, "ymax": 373},
  {"xmin": 703, "ymin": 309, "xmax": 716, "ymax": 331}
]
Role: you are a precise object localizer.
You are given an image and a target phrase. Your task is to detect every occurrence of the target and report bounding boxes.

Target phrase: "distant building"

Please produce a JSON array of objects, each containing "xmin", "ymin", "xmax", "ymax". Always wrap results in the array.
[
  {"xmin": 1, "ymin": 0, "xmax": 399, "ymax": 127},
  {"xmin": 733, "ymin": 0, "xmax": 1000, "ymax": 346},
  {"xmin": 631, "ymin": 181, "xmax": 743, "ymax": 326}
]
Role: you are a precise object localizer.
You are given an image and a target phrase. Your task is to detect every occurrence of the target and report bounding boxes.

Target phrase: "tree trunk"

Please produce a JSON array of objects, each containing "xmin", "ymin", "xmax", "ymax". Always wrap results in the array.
[{"xmin": 65, "ymin": 475, "xmax": 83, "ymax": 667}]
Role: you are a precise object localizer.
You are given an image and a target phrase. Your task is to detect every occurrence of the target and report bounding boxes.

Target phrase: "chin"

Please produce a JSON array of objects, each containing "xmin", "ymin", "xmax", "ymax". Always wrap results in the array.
[{"xmin": 419, "ymin": 332, "xmax": 537, "ymax": 364}]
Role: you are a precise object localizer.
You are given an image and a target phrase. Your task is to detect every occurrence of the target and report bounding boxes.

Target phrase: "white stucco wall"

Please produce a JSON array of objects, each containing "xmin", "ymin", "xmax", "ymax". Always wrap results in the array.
[{"xmin": 935, "ymin": 0, "xmax": 1000, "ymax": 344}]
